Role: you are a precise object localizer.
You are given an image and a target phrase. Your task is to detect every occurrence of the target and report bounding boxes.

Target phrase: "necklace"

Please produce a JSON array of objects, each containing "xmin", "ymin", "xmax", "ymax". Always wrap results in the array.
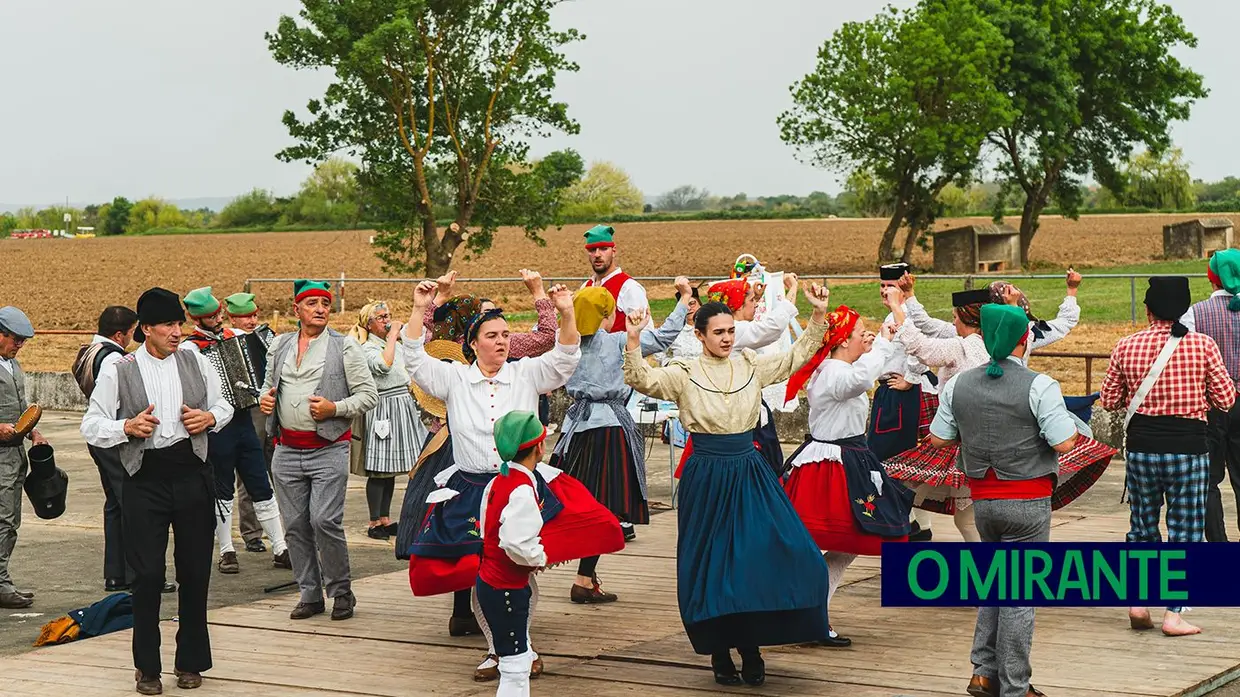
[{"xmin": 699, "ymin": 357, "xmax": 735, "ymax": 404}]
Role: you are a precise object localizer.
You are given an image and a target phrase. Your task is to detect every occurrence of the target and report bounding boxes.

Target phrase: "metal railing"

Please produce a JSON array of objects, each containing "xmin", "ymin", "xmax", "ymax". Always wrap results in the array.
[{"xmin": 1030, "ymin": 351, "xmax": 1111, "ymax": 393}]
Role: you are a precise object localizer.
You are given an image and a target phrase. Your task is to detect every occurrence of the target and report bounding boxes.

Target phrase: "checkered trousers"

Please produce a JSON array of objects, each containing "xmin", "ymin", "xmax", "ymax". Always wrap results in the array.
[
  {"xmin": 1126, "ymin": 450, "xmax": 1207, "ymax": 612},
  {"xmin": 1100, "ymin": 323, "xmax": 1235, "ymax": 422}
]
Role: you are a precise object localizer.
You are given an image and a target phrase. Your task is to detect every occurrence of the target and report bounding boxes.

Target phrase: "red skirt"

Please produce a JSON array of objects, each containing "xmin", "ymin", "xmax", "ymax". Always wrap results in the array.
[
  {"xmin": 541, "ymin": 472, "xmax": 626, "ymax": 566},
  {"xmin": 783, "ymin": 459, "xmax": 907, "ymax": 556}
]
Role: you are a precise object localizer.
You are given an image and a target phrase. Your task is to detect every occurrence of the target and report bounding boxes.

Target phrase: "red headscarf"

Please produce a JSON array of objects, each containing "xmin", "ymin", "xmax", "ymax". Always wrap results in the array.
[
  {"xmin": 706, "ymin": 279, "xmax": 749, "ymax": 312},
  {"xmin": 784, "ymin": 306, "xmax": 860, "ymax": 403}
]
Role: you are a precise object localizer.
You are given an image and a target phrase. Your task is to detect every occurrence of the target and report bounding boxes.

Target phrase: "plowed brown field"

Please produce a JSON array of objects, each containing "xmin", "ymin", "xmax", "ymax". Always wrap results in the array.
[{"xmin": 0, "ymin": 213, "xmax": 1210, "ymax": 379}]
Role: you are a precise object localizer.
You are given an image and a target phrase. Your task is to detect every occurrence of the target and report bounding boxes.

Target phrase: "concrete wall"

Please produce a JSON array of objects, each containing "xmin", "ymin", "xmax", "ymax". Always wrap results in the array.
[
  {"xmin": 976, "ymin": 234, "xmax": 1020, "ymax": 270},
  {"xmin": 933, "ymin": 228, "xmax": 974, "ymax": 273},
  {"xmin": 24, "ymin": 372, "xmax": 88, "ymax": 412},
  {"xmin": 1162, "ymin": 221, "xmax": 1233, "ymax": 259}
]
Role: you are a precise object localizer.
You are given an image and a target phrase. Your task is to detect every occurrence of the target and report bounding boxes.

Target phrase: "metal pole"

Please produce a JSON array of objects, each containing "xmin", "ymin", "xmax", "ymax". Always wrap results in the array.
[
  {"xmin": 338, "ymin": 271, "xmax": 346, "ymax": 314},
  {"xmin": 1130, "ymin": 276, "xmax": 1137, "ymax": 325},
  {"xmin": 244, "ymin": 280, "xmax": 251, "ymax": 294}
]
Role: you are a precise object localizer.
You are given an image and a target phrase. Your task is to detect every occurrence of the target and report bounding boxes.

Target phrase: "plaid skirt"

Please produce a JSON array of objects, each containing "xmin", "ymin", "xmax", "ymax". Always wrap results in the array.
[{"xmin": 885, "ymin": 435, "xmax": 1117, "ymax": 515}]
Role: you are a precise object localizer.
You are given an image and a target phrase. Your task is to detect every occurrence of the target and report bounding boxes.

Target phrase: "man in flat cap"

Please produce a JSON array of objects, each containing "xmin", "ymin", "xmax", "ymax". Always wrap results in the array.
[
  {"xmin": 0, "ymin": 306, "xmax": 44, "ymax": 609},
  {"xmin": 1101, "ymin": 277, "xmax": 1235, "ymax": 637},
  {"xmin": 81, "ymin": 288, "xmax": 234, "ymax": 694}
]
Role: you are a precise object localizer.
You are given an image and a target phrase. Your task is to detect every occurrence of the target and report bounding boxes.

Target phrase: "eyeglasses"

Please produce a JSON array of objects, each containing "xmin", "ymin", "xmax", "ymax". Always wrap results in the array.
[{"xmin": 2, "ymin": 332, "xmax": 26, "ymax": 346}]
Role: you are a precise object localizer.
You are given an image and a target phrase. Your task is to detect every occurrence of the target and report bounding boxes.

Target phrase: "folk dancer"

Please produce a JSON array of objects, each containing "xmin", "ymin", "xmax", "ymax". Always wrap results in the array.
[
  {"xmin": 622, "ymin": 283, "xmax": 834, "ymax": 687},
  {"xmin": 476, "ymin": 411, "xmax": 553, "ymax": 697},
  {"xmin": 581, "ymin": 225, "xmax": 649, "ymax": 333},
  {"xmin": 781, "ymin": 304, "xmax": 912, "ymax": 648},
  {"xmin": 551, "ymin": 279, "xmax": 689, "ymax": 603},
  {"xmin": 347, "ymin": 302, "xmax": 427, "ymax": 540},
  {"xmin": 259, "ymin": 280, "xmax": 379, "ymax": 621},
  {"xmin": 397, "ymin": 268, "xmax": 559, "ymax": 636},
  {"xmin": 224, "ymin": 292, "xmax": 275, "ymax": 554},
  {"xmin": 868, "ymin": 263, "xmax": 937, "ymax": 539},
  {"xmin": 74, "ymin": 306, "xmax": 177, "ymax": 593},
  {"xmin": 1180, "ymin": 250, "xmax": 1240, "ymax": 542},
  {"xmin": 928, "ymin": 303, "xmax": 1081, "ymax": 697},
  {"xmin": 985, "ymin": 269, "xmax": 1083, "ymax": 349},
  {"xmin": 0, "ymin": 306, "xmax": 46, "ymax": 610},
  {"xmin": 674, "ymin": 273, "xmax": 803, "ymax": 478},
  {"xmin": 404, "ymin": 280, "xmax": 624, "ymax": 681},
  {"xmin": 181, "ymin": 287, "xmax": 290, "ymax": 573},
  {"xmin": 1100, "ymin": 276, "xmax": 1235, "ymax": 636},
  {"xmin": 81, "ymin": 288, "xmax": 233, "ymax": 694}
]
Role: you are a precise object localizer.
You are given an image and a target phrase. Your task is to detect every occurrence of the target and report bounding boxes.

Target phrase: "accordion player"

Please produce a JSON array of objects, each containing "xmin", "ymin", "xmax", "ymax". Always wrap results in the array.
[{"xmin": 201, "ymin": 333, "xmax": 269, "ymax": 410}]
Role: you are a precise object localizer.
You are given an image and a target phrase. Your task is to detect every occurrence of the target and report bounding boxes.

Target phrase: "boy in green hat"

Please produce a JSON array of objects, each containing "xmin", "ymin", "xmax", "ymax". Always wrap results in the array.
[
  {"xmin": 476, "ymin": 411, "xmax": 548, "ymax": 697},
  {"xmin": 580, "ymin": 225, "xmax": 648, "ymax": 334},
  {"xmin": 929, "ymin": 303, "xmax": 1080, "ymax": 697}
]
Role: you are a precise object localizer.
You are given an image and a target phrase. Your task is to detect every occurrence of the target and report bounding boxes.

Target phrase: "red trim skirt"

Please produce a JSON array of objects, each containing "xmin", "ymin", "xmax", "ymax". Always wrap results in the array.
[{"xmin": 783, "ymin": 459, "xmax": 906, "ymax": 556}]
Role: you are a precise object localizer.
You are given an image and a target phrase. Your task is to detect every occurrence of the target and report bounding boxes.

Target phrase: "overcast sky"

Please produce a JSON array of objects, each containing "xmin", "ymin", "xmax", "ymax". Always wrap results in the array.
[{"xmin": 1, "ymin": 0, "xmax": 1236, "ymax": 206}]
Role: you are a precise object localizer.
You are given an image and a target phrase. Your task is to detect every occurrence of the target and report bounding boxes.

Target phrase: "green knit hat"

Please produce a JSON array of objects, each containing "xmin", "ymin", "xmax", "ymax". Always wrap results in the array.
[
  {"xmin": 1210, "ymin": 249, "xmax": 1240, "ymax": 312},
  {"xmin": 493, "ymin": 411, "xmax": 547, "ymax": 475},
  {"xmin": 583, "ymin": 225, "xmax": 616, "ymax": 250},
  {"xmin": 293, "ymin": 279, "xmax": 333, "ymax": 303},
  {"xmin": 183, "ymin": 287, "xmax": 221, "ymax": 319},
  {"xmin": 224, "ymin": 292, "xmax": 258, "ymax": 317},
  {"xmin": 981, "ymin": 304, "xmax": 1031, "ymax": 378}
]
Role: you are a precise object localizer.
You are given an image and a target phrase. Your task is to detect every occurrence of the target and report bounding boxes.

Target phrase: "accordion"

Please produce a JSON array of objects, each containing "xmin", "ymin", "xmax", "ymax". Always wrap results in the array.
[{"xmin": 202, "ymin": 332, "xmax": 270, "ymax": 410}]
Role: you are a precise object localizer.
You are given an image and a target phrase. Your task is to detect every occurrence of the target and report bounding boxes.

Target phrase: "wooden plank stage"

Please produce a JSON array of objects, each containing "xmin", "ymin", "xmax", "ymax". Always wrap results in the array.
[{"xmin": 1, "ymin": 508, "xmax": 1238, "ymax": 697}]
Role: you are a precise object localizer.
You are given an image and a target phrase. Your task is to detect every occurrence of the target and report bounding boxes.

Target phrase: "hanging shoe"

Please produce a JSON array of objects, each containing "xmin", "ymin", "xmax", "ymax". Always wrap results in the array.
[
  {"xmin": 711, "ymin": 651, "xmax": 742, "ymax": 686},
  {"xmin": 570, "ymin": 576, "xmax": 618, "ymax": 604}
]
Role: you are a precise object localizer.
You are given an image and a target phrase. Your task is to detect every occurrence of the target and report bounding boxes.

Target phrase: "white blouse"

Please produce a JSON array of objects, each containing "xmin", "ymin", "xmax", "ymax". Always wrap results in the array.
[{"xmin": 788, "ymin": 337, "xmax": 895, "ymax": 467}]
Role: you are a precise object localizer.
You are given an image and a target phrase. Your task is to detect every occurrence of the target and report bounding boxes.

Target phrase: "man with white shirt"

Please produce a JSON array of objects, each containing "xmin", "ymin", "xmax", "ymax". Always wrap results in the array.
[
  {"xmin": 181, "ymin": 286, "xmax": 290, "ymax": 574},
  {"xmin": 81, "ymin": 288, "xmax": 234, "ymax": 694},
  {"xmin": 1185, "ymin": 250, "xmax": 1240, "ymax": 542},
  {"xmin": 580, "ymin": 225, "xmax": 648, "ymax": 333},
  {"xmin": 0, "ymin": 306, "xmax": 45, "ymax": 610}
]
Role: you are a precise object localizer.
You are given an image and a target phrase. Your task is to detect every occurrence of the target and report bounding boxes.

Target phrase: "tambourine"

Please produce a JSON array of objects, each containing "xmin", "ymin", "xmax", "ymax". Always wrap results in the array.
[{"xmin": 14, "ymin": 405, "xmax": 42, "ymax": 439}]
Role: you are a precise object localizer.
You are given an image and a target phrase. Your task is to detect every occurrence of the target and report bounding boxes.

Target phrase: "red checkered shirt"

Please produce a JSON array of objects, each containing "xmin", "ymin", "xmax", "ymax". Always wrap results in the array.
[{"xmin": 1100, "ymin": 321, "xmax": 1236, "ymax": 422}]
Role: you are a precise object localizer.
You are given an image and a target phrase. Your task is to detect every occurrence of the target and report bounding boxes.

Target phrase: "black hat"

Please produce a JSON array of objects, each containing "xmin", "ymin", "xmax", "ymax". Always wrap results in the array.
[
  {"xmin": 952, "ymin": 289, "xmax": 991, "ymax": 307},
  {"xmin": 879, "ymin": 263, "xmax": 910, "ymax": 281},
  {"xmin": 1145, "ymin": 276, "xmax": 1192, "ymax": 336},
  {"xmin": 23, "ymin": 444, "xmax": 67, "ymax": 520},
  {"xmin": 134, "ymin": 288, "xmax": 186, "ymax": 343}
]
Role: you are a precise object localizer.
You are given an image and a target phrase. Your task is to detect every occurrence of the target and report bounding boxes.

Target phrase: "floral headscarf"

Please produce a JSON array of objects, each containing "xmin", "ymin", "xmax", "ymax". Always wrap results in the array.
[
  {"xmin": 988, "ymin": 281, "xmax": 1046, "ymax": 329},
  {"xmin": 431, "ymin": 295, "xmax": 484, "ymax": 344},
  {"xmin": 706, "ymin": 279, "xmax": 749, "ymax": 311},
  {"xmin": 784, "ymin": 305, "xmax": 860, "ymax": 403}
]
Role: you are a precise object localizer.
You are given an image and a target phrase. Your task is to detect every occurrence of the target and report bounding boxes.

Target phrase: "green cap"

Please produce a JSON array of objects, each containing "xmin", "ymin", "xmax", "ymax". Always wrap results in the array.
[
  {"xmin": 1210, "ymin": 249, "xmax": 1240, "ymax": 311},
  {"xmin": 583, "ymin": 225, "xmax": 616, "ymax": 250},
  {"xmin": 293, "ymin": 280, "xmax": 333, "ymax": 303},
  {"xmin": 981, "ymin": 304, "xmax": 1031, "ymax": 378},
  {"xmin": 183, "ymin": 287, "xmax": 221, "ymax": 319},
  {"xmin": 224, "ymin": 292, "xmax": 258, "ymax": 317},
  {"xmin": 493, "ymin": 411, "xmax": 547, "ymax": 475}
]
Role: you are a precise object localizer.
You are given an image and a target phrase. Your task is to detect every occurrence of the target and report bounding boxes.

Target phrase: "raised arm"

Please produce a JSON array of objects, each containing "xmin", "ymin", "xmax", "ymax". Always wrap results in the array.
[
  {"xmin": 896, "ymin": 320, "xmax": 969, "ymax": 370},
  {"xmin": 754, "ymin": 282, "xmax": 831, "ymax": 387},
  {"xmin": 509, "ymin": 269, "xmax": 558, "ymax": 359},
  {"xmin": 403, "ymin": 280, "xmax": 460, "ymax": 400},
  {"xmin": 623, "ymin": 309, "xmax": 688, "ymax": 401},
  {"xmin": 638, "ymin": 277, "xmax": 692, "ymax": 356},
  {"xmin": 517, "ymin": 284, "xmax": 582, "ymax": 394},
  {"xmin": 900, "ymin": 274, "xmax": 958, "ymax": 339}
]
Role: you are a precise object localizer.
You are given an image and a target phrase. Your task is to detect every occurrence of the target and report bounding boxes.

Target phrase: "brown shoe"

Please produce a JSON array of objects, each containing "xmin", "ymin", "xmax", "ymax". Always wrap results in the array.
[
  {"xmin": 570, "ymin": 577, "xmax": 618, "ymax": 604},
  {"xmin": 331, "ymin": 592, "xmax": 356, "ymax": 620},
  {"xmin": 174, "ymin": 670, "xmax": 203, "ymax": 689},
  {"xmin": 473, "ymin": 654, "xmax": 499, "ymax": 682},
  {"xmin": 272, "ymin": 550, "xmax": 292, "ymax": 569},
  {"xmin": 531, "ymin": 655, "xmax": 544, "ymax": 679},
  {"xmin": 0, "ymin": 591, "xmax": 33, "ymax": 609},
  {"xmin": 217, "ymin": 552, "xmax": 240, "ymax": 574},
  {"xmin": 289, "ymin": 600, "xmax": 325, "ymax": 620},
  {"xmin": 967, "ymin": 674, "xmax": 997, "ymax": 697},
  {"xmin": 13, "ymin": 589, "xmax": 34, "ymax": 599},
  {"xmin": 134, "ymin": 671, "xmax": 163, "ymax": 695}
]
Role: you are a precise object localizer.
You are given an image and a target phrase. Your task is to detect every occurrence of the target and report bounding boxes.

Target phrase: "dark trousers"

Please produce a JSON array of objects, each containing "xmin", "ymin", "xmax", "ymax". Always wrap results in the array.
[
  {"xmin": 89, "ymin": 444, "xmax": 131, "ymax": 583},
  {"xmin": 1205, "ymin": 405, "xmax": 1240, "ymax": 542},
  {"xmin": 208, "ymin": 412, "xmax": 274, "ymax": 502},
  {"xmin": 122, "ymin": 442, "xmax": 215, "ymax": 677},
  {"xmin": 474, "ymin": 578, "xmax": 532, "ymax": 657}
]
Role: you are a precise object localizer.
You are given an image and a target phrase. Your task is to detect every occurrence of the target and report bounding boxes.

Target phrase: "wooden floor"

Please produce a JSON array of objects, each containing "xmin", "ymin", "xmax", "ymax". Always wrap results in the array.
[{"xmin": 1, "ymin": 510, "xmax": 1238, "ymax": 697}]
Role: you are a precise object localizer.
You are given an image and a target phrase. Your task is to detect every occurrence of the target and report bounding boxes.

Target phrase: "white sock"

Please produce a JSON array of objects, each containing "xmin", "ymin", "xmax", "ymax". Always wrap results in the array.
[
  {"xmin": 954, "ymin": 506, "xmax": 981, "ymax": 542},
  {"xmin": 214, "ymin": 499, "xmax": 235, "ymax": 554},
  {"xmin": 252, "ymin": 497, "xmax": 288, "ymax": 555},
  {"xmin": 497, "ymin": 652, "xmax": 534, "ymax": 697}
]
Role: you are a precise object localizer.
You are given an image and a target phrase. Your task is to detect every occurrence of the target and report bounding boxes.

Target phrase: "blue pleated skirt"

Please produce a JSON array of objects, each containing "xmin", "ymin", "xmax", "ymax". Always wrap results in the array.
[{"xmin": 678, "ymin": 432, "xmax": 829, "ymax": 654}]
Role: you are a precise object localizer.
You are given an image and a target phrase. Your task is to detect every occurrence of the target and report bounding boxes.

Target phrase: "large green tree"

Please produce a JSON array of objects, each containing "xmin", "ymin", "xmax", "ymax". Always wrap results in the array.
[
  {"xmin": 1112, "ymin": 148, "xmax": 1196, "ymax": 210},
  {"xmin": 981, "ymin": 0, "xmax": 1206, "ymax": 264},
  {"xmin": 268, "ymin": 0, "xmax": 582, "ymax": 275},
  {"xmin": 780, "ymin": 0, "xmax": 1012, "ymax": 263}
]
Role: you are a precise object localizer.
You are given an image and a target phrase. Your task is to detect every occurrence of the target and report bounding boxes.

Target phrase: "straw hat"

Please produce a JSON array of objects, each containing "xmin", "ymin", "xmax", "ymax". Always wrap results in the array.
[{"xmin": 409, "ymin": 340, "xmax": 467, "ymax": 418}]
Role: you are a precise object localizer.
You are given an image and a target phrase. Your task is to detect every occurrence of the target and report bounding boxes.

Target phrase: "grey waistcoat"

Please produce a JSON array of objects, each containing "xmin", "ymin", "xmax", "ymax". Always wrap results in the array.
[
  {"xmin": 115, "ymin": 352, "xmax": 210, "ymax": 475},
  {"xmin": 264, "ymin": 330, "xmax": 352, "ymax": 442},
  {"xmin": 0, "ymin": 361, "xmax": 29, "ymax": 464},
  {"xmin": 952, "ymin": 362, "xmax": 1059, "ymax": 484}
]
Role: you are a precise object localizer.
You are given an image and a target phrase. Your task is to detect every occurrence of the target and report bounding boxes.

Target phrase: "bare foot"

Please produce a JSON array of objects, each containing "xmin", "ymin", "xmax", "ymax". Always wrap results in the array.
[
  {"xmin": 1162, "ymin": 612, "xmax": 1202, "ymax": 637},
  {"xmin": 1128, "ymin": 608, "xmax": 1154, "ymax": 630}
]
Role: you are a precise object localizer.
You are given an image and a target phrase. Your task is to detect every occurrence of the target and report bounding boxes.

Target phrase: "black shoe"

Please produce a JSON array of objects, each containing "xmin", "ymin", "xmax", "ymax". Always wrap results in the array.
[
  {"xmin": 367, "ymin": 525, "xmax": 390, "ymax": 540},
  {"xmin": 331, "ymin": 592, "xmax": 356, "ymax": 621},
  {"xmin": 739, "ymin": 649, "xmax": 765, "ymax": 687},
  {"xmin": 290, "ymin": 600, "xmax": 326, "ymax": 620},
  {"xmin": 244, "ymin": 539, "xmax": 267, "ymax": 553},
  {"xmin": 909, "ymin": 522, "xmax": 933, "ymax": 542},
  {"xmin": 13, "ymin": 589, "xmax": 34, "ymax": 600},
  {"xmin": 711, "ymin": 652, "xmax": 742, "ymax": 686},
  {"xmin": 620, "ymin": 522, "xmax": 636, "ymax": 542},
  {"xmin": 449, "ymin": 615, "xmax": 482, "ymax": 637},
  {"xmin": 161, "ymin": 582, "xmax": 177, "ymax": 594},
  {"xmin": 272, "ymin": 550, "xmax": 292, "ymax": 569},
  {"xmin": 134, "ymin": 671, "xmax": 163, "ymax": 695},
  {"xmin": 384, "ymin": 522, "xmax": 399, "ymax": 537},
  {"xmin": 819, "ymin": 626, "xmax": 852, "ymax": 648},
  {"xmin": 105, "ymin": 579, "xmax": 130, "ymax": 592},
  {"xmin": 0, "ymin": 591, "xmax": 33, "ymax": 609}
]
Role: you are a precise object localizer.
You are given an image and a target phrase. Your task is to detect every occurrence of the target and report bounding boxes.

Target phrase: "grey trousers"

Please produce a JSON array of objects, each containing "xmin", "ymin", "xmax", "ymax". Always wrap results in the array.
[
  {"xmin": 270, "ymin": 442, "xmax": 352, "ymax": 603},
  {"xmin": 971, "ymin": 497, "xmax": 1052, "ymax": 697},
  {"xmin": 0, "ymin": 447, "xmax": 26, "ymax": 594}
]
